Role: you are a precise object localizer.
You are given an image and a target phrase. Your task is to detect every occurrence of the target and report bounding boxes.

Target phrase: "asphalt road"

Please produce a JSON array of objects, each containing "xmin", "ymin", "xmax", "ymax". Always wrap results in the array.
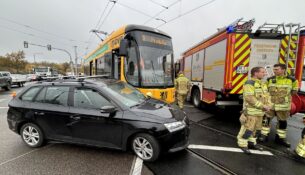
[{"xmin": 0, "ymin": 83, "xmax": 304, "ymax": 175}]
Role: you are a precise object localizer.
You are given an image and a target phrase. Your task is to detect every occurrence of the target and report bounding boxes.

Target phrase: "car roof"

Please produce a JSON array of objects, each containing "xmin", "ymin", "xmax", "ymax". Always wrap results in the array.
[{"xmin": 31, "ymin": 78, "xmax": 120, "ymax": 87}]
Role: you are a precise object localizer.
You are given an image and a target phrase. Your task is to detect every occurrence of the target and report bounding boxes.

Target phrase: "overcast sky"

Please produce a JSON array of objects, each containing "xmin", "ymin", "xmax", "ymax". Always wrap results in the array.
[{"xmin": 0, "ymin": 0, "xmax": 304, "ymax": 63}]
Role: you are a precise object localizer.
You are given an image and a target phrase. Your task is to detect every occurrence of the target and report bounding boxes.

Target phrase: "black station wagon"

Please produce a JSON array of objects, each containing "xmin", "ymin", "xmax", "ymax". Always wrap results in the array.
[{"xmin": 7, "ymin": 79, "xmax": 189, "ymax": 161}]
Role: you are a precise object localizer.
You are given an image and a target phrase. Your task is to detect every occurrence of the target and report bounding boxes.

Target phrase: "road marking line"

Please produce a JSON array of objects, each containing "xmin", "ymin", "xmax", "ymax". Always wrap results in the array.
[
  {"xmin": 0, "ymin": 107, "xmax": 8, "ymax": 109},
  {"xmin": 0, "ymin": 144, "xmax": 54, "ymax": 166},
  {"xmin": 129, "ymin": 156, "xmax": 143, "ymax": 175},
  {"xmin": 188, "ymin": 144, "xmax": 273, "ymax": 156}
]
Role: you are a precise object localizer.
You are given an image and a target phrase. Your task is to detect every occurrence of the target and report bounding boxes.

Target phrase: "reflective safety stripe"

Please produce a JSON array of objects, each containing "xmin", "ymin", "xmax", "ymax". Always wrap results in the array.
[
  {"xmin": 274, "ymin": 104, "xmax": 291, "ymax": 111},
  {"xmin": 248, "ymin": 137, "xmax": 257, "ymax": 145},
  {"xmin": 254, "ymin": 101, "xmax": 263, "ymax": 108},
  {"xmin": 276, "ymin": 129, "xmax": 287, "ymax": 139},
  {"xmin": 238, "ymin": 138, "xmax": 248, "ymax": 147},
  {"xmin": 268, "ymin": 84, "xmax": 292, "ymax": 88},
  {"xmin": 244, "ymin": 92, "xmax": 254, "ymax": 95},
  {"xmin": 246, "ymin": 108, "xmax": 264, "ymax": 116},
  {"xmin": 262, "ymin": 127, "xmax": 270, "ymax": 136},
  {"xmin": 296, "ymin": 142, "xmax": 305, "ymax": 158}
]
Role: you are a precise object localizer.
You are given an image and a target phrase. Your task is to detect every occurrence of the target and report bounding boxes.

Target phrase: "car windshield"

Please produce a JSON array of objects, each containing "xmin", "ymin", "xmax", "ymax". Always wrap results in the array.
[{"xmin": 103, "ymin": 81, "xmax": 146, "ymax": 107}]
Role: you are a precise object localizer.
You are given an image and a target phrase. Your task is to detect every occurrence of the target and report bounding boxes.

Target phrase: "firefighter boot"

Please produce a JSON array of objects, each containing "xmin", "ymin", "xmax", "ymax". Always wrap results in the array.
[
  {"xmin": 258, "ymin": 134, "xmax": 268, "ymax": 143},
  {"xmin": 248, "ymin": 142, "xmax": 264, "ymax": 151},
  {"xmin": 275, "ymin": 134, "xmax": 291, "ymax": 148},
  {"xmin": 240, "ymin": 147, "xmax": 251, "ymax": 155}
]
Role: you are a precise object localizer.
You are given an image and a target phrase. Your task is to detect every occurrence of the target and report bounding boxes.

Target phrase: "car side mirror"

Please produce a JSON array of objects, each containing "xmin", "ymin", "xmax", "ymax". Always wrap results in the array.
[
  {"xmin": 119, "ymin": 39, "xmax": 128, "ymax": 56},
  {"xmin": 100, "ymin": 105, "xmax": 117, "ymax": 117}
]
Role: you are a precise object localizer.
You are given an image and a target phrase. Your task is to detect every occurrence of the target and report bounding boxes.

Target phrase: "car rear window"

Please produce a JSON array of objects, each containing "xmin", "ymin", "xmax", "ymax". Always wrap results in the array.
[
  {"xmin": 46, "ymin": 86, "xmax": 69, "ymax": 106},
  {"xmin": 34, "ymin": 86, "xmax": 69, "ymax": 106},
  {"xmin": 20, "ymin": 87, "xmax": 41, "ymax": 101}
]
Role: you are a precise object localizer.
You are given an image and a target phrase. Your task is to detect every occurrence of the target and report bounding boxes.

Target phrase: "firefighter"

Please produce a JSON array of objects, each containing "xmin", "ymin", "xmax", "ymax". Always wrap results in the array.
[
  {"xmin": 260, "ymin": 64, "xmax": 299, "ymax": 147},
  {"xmin": 295, "ymin": 116, "xmax": 305, "ymax": 159},
  {"xmin": 174, "ymin": 71, "xmax": 190, "ymax": 109},
  {"xmin": 237, "ymin": 67, "xmax": 273, "ymax": 154}
]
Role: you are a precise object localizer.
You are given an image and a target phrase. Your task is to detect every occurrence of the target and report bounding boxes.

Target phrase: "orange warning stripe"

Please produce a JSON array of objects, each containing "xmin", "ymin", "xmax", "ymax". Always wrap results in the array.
[{"xmin": 230, "ymin": 34, "xmax": 251, "ymax": 94}]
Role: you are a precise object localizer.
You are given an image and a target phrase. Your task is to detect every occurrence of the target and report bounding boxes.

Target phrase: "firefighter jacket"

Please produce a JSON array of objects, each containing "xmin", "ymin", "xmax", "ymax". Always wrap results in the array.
[
  {"xmin": 174, "ymin": 74, "xmax": 190, "ymax": 95},
  {"xmin": 267, "ymin": 76, "xmax": 299, "ymax": 111},
  {"xmin": 243, "ymin": 78, "xmax": 271, "ymax": 117}
]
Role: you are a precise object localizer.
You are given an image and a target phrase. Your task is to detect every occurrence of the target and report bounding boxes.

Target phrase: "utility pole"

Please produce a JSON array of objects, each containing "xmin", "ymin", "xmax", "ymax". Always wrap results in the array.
[{"xmin": 74, "ymin": 46, "xmax": 78, "ymax": 77}]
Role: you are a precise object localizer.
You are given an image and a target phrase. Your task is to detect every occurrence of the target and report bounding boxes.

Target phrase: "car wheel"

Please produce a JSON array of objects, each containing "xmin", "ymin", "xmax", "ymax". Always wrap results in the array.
[
  {"xmin": 20, "ymin": 123, "xmax": 44, "ymax": 148},
  {"xmin": 192, "ymin": 88, "xmax": 201, "ymax": 108},
  {"xmin": 132, "ymin": 133, "xmax": 160, "ymax": 162},
  {"xmin": 4, "ymin": 82, "xmax": 11, "ymax": 91}
]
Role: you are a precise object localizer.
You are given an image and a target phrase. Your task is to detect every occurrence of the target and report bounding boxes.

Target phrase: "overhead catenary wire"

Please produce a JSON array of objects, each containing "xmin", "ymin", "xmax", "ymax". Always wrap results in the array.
[
  {"xmin": 116, "ymin": 1, "xmax": 154, "ymax": 18},
  {"xmin": 143, "ymin": 0, "xmax": 181, "ymax": 25},
  {"xmin": 156, "ymin": 0, "xmax": 217, "ymax": 28},
  {"xmin": 84, "ymin": 0, "xmax": 117, "ymax": 56},
  {"xmin": 0, "ymin": 24, "xmax": 86, "ymax": 49},
  {"xmin": 97, "ymin": 0, "xmax": 117, "ymax": 30},
  {"xmin": 0, "ymin": 16, "xmax": 88, "ymax": 44},
  {"xmin": 147, "ymin": 0, "xmax": 168, "ymax": 9},
  {"xmin": 84, "ymin": 0, "xmax": 112, "ymax": 52}
]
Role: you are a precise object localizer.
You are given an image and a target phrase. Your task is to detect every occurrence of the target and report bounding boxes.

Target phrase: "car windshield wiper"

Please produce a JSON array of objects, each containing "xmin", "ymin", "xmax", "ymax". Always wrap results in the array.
[
  {"xmin": 130, "ymin": 103, "xmax": 141, "ymax": 108},
  {"xmin": 130, "ymin": 98, "xmax": 147, "ymax": 108}
]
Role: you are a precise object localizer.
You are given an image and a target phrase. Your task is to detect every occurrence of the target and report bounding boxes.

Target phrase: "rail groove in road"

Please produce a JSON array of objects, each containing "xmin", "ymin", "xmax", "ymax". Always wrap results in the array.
[
  {"xmin": 192, "ymin": 121, "xmax": 301, "ymax": 161},
  {"xmin": 186, "ymin": 148, "xmax": 237, "ymax": 175}
]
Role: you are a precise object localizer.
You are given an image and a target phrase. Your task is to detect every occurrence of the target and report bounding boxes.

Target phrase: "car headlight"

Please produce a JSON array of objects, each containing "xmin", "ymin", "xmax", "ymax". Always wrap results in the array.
[{"xmin": 164, "ymin": 121, "xmax": 185, "ymax": 133}]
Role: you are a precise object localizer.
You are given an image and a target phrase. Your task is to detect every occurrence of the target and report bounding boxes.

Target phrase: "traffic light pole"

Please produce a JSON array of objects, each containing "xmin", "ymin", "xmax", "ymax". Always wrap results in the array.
[
  {"xmin": 51, "ymin": 47, "xmax": 75, "ymax": 76},
  {"xmin": 24, "ymin": 42, "xmax": 75, "ymax": 76}
]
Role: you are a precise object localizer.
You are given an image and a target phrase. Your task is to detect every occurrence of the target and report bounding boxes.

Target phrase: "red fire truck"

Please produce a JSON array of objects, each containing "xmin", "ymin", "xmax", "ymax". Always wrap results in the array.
[{"xmin": 176, "ymin": 18, "xmax": 305, "ymax": 114}]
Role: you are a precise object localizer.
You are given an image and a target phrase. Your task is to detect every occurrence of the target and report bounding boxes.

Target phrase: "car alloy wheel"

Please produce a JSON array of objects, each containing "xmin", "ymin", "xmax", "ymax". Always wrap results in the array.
[
  {"xmin": 21, "ymin": 123, "xmax": 44, "ymax": 148},
  {"xmin": 133, "ymin": 137, "xmax": 153, "ymax": 160}
]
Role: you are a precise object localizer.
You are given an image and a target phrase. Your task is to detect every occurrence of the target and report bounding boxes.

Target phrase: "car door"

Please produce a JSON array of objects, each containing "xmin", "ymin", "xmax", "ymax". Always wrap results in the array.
[
  {"xmin": 68, "ymin": 86, "xmax": 123, "ymax": 149},
  {"xmin": 30, "ymin": 86, "xmax": 72, "ymax": 141}
]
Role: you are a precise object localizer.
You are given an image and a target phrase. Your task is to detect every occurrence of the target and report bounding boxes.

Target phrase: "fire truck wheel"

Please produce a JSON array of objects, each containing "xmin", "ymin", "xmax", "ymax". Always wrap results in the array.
[{"xmin": 192, "ymin": 89, "xmax": 201, "ymax": 108}]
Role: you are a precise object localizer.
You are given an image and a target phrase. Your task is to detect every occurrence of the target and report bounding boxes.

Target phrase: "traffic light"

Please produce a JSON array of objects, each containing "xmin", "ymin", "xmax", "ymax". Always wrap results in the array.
[
  {"xmin": 24, "ymin": 41, "xmax": 28, "ymax": 48},
  {"xmin": 47, "ymin": 44, "xmax": 52, "ymax": 51}
]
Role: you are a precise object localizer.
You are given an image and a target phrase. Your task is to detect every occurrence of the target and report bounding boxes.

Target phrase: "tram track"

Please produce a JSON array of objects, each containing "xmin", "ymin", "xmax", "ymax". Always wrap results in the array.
[
  {"xmin": 186, "ymin": 148, "xmax": 238, "ymax": 175},
  {"xmin": 192, "ymin": 121, "xmax": 300, "ymax": 161}
]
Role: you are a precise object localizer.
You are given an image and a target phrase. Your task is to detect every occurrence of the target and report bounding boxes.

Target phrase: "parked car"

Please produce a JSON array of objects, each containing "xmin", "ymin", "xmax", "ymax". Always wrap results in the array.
[
  {"xmin": 7, "ymin": 79, "xmax": 189, "ymax": 161},
  {"xmin": 0, "ymin": 71, "xmax": 12, "ymax": 91},
  {"xmin": 26, "ymin": 74, "xmax": 36, "ymax": 82},
  {"xmin": 11, "ymin": 74, "xmax": 27, "ymax": 87}
]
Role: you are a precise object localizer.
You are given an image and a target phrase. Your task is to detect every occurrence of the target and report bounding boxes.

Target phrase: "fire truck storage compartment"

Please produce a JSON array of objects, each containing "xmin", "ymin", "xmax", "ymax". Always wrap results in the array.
[{"xmin": 203, "ymin": 39, "xmax": 227, "ymax": 91}]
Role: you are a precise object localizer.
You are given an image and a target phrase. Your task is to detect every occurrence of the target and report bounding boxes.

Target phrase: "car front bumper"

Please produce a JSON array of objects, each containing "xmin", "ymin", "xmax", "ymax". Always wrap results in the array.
[{"xmin": 157, "ymin": 125, "xmax": 190, "ymax": 153}]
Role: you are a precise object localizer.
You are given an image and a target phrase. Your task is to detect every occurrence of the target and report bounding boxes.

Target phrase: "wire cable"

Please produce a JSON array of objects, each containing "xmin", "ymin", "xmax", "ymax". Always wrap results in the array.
[
  {"xmin": 156, "ymin": 0, "xmax": 217, "ymax": 28},
  {"xmin": 0, "ymin": 16, "xmax": 88, "ymax": 44},
  {"xmin": 143, "ymin": 0, "xmax": 181, "ymax": 25}
]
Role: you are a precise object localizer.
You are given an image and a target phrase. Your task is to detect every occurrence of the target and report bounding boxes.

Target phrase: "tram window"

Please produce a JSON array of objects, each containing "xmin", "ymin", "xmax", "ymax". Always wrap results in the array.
[{"xmin": 125, "ymin": 40, "xmax": 139, "ymax": 86}]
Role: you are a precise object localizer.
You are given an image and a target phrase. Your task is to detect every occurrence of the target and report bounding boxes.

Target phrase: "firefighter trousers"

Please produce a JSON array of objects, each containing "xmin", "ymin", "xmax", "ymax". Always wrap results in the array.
[
  {"xmin": 262, "ymin": 111, "xmax": 290, "ymax": 139},
  {"xmin": 296, "ymin": 127, "xmax": 305, "ymax": 158},
  {"xmin": 237, "ymin": 114, "xmax": 263, "ymax": 148},
  {"xmin": 177, "ymin": 94, "xmax": 187, "ymax": 109}
]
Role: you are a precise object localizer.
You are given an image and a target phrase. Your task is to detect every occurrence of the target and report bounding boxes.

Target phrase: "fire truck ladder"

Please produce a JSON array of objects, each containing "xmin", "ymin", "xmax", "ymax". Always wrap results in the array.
[
  {"xmin": 285, "ymin": 23, "xmax": 300, "ymax": 75},
  {"xmin": 257, "ymin": 22, "xmax": 285, "ymax": 33}
]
